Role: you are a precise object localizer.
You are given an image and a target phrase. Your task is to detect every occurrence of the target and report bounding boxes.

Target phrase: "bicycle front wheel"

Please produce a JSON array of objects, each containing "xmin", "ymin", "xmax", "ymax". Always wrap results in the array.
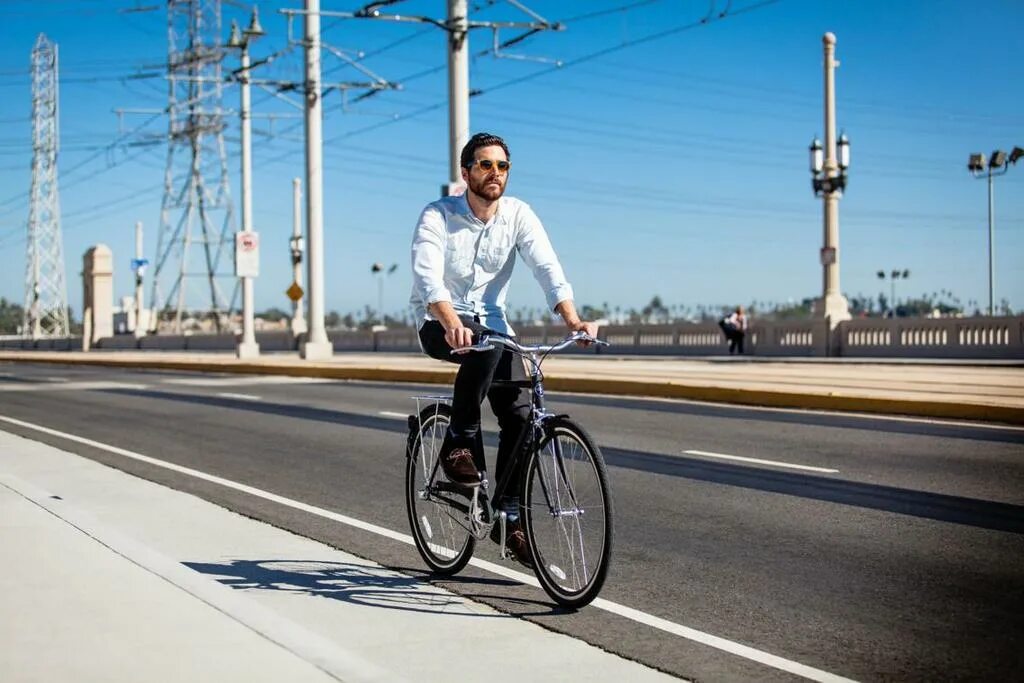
[
  {"xmin": 405, "ymin": 402, "xmax": 475, "ymax": 574},
  {"xmin": 522, "ymin": 417, "xmax": 613, "ymax": 608}
]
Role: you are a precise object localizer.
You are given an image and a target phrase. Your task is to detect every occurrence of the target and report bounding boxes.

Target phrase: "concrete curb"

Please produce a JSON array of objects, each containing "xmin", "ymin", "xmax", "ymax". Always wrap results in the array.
[{"xmin": 1, "ymin": 351, "xmax": 1021, "ymax": 426}]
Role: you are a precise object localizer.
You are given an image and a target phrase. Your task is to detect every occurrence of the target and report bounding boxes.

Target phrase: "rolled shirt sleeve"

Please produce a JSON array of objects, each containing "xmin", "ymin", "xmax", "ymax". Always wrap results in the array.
[
  {"xmin": 411, "ymin": 205, "xmax": 451, "ymax": 306},
  {"xmin": 516, "ymin": 203, "xmax": 574, "ymax": 311}
]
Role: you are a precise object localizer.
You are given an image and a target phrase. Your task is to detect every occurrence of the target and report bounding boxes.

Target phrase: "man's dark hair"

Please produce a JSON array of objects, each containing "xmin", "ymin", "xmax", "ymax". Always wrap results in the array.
[{"xmin": 460, "ymin": 132, "xmax": 510, "ymax": 169}]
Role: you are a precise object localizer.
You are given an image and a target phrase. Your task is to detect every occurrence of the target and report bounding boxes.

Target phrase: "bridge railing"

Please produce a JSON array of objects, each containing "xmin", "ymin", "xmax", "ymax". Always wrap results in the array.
[
  {"xmin": 2, "ymin": 316, "xmax": 1021, "ymax": 358},
  {"xmin": 838, "ymin": 316, "xmax": 1023, "ymax": 359}
]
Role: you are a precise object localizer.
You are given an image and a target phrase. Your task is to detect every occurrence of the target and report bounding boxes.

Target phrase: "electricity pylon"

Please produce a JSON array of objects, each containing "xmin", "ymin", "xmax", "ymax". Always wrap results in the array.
[
  {"xmin": 151, "ymin": 0, "xmax": 236, "ymax": 332},
  {"xmin": 24, "ymin": 33, "xmax": 70, "ymax": 339}
]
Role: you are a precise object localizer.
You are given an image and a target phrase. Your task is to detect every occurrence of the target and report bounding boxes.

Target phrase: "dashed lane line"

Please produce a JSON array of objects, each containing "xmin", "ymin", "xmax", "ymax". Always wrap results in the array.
[{"xmin": 684, "ymin": 449, "xmax": 840, "ymax": 473}]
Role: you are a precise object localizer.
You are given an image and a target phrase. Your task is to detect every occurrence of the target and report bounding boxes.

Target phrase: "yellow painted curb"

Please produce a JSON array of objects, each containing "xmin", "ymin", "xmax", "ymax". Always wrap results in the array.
[{"xmin": 1, "ymin": 351, "xmax": 1021, "ymax": 426}]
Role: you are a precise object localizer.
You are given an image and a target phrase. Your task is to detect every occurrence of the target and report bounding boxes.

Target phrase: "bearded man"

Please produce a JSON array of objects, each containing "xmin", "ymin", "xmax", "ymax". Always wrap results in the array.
[{"xmin": 409, "ymin": 132, "xmax": 597, "ymax": 566}]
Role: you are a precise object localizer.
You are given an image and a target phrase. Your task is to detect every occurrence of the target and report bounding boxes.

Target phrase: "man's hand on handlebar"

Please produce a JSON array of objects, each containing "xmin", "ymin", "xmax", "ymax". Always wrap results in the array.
[
  {"xmin": 445, "ymin": 324, "xmax": 474, "ymax": 351},
  {"xmin": 568, "ymin": 320, "xmax": 600, "ymax": 347}
]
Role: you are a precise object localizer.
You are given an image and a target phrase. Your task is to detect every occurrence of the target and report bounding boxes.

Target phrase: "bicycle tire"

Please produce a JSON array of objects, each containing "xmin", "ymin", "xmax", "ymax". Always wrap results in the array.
[
  {"xmin": 405, "ymin": 402, "xmax": 475, "ymax": 574},
  {"xmin": 521, "ymin": 417, "xmax": 614, "ymax": 608}
]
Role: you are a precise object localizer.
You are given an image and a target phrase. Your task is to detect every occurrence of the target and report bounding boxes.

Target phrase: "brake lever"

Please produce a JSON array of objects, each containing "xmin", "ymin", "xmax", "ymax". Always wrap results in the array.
[{"xmin": 450, "ymin": 342, "xmax": 495, "ymax": 355}]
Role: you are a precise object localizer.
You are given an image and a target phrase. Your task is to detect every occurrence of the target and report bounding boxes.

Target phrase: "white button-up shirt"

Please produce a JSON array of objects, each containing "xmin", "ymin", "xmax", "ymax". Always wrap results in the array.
[{"xmin": 410, "ymin": 193, "xmax": 573, "ymax": 335}]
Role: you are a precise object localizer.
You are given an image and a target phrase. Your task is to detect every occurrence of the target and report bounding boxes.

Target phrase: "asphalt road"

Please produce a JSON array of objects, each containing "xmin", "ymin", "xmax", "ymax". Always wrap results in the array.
[{"xmin": 2, "ymin": 361, "xmax": 1022, "ymax": 682}]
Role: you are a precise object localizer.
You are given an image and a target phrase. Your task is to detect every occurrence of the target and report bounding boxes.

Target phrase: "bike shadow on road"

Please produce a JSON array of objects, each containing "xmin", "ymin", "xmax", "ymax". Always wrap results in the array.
[{"xmin": 183, "ymin": 558, "xmax": 514, "ymax": 618}]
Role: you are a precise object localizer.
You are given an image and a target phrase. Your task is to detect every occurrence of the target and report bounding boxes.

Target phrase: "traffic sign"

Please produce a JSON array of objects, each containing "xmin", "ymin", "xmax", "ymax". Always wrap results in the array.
[
  {"xmin": 130, "ymin": 258, "xmax": 149, "ymax": 271},
  {"xmin": 235, "ymin": 231, "xmax": 260, "ymax": 277},
  {"xmin": 286, "ymin": 281, "xmax": 304, "ymax": 302}
]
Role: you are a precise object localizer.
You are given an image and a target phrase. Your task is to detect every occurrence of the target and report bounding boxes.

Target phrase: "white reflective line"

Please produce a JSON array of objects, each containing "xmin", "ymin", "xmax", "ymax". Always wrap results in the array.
[
  {"xmin": 0, "ymin": 381, "xmax": 147, "ymax": 393},
  {"xmin": 215, "ymin": 392, "xmax": 262, "ymax": 401},
  {"xmin": 0, "ymin": 414, "xmax": 857, "ymax": 683},
  {"xmin": 378, "ymin": 411, "xmax": 408, "ymax": 420},
  {"xmin": 163, "ymin": 376, "xmax": 333, "ymax": 387},
  {"xmin": 684, "ymin": 449, "xmax": 839, "ymax": 474}
]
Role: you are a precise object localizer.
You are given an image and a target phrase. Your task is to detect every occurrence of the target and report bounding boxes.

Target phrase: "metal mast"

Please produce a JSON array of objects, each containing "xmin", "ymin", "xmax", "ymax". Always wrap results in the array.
[
  {"xmin": 151, "ymin": 0, "xmax": 236, "ymax": 332},
  {"xmin": 24, "ymin": 33, "xmax": 69, "ymax": 339}
]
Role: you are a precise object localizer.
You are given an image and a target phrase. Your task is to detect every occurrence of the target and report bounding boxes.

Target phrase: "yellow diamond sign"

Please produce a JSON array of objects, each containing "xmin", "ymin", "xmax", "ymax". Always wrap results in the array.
[{"xmin": 285, "ymin": 281, "xmax": 304, "ymax": 302}]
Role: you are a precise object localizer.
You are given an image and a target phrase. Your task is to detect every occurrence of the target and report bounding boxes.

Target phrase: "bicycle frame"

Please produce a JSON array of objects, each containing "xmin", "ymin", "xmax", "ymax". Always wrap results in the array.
[{"xmin": 412, "ymin": 332, "xmax": 603, "ymax": 556}]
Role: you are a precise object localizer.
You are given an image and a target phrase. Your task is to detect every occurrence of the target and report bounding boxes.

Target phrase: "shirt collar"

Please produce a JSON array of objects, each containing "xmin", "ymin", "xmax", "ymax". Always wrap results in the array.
[{"xmin": 457, "ymin": 193, "xmax": 507, "ymax": 227}]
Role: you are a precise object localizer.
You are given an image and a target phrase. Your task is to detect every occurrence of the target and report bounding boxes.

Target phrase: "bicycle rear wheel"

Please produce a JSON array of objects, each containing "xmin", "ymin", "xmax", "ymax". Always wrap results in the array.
[
  {"xmin": 405, "ymin": 402, "xmax": 475, "ymax": 574},
  {"xmin": 522, "ymin": 417, "xmax": 613, "ymax": 608}
]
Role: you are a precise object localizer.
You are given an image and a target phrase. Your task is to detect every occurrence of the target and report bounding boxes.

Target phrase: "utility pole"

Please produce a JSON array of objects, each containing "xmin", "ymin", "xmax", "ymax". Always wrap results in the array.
[
  {"xmin": 313, "ymin": 2, "xmax": 562, "ymax": 198},
  {"xmin": 301, "ymin": 0, "xmax": 332, "ymax": 359},
  {"xmin": 445, "ymin": 0, "xmax": 469, "ymax": 196},
  {"xmin": 24, "ymin": 34, "xmax": 69, "ymax": 340},
  {"xmin": 289, "ymin": 177, "xmax": 307, "ymax": 336}
]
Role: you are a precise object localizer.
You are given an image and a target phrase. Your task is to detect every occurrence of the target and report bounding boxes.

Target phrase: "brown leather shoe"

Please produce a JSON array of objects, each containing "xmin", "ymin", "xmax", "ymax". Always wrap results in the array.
[
  {"xmin": 504, "ymin": 520, "xmax": 534, "ymax": 568},
  {"xmin": 439, "ymin": 446, "xmax": 480, "ymax": 484}
]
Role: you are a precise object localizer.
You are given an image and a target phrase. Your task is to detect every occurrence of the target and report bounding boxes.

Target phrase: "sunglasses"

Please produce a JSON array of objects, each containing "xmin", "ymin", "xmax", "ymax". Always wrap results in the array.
[{"xmin": 466, "ymin": 159, "xmax": 511, "ymax": 173}]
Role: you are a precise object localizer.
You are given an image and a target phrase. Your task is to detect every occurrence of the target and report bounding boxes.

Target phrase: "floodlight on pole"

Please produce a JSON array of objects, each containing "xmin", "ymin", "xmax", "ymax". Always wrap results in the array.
[
  {"xmin": 371, "ymin": 261, "xmax": 398, "ymax": 327},
  {"xmin": 967, "ymin": 144, "xmax": 1020, "ymax": 315}
]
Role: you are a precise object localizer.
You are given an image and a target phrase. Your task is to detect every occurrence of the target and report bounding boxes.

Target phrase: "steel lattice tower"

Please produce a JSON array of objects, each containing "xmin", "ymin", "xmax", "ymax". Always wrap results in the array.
[
  {"xmin": 151, "ymin": 0, "xmax": 236, "ymax": 332},
  {"xmin": 24, "ymin": 33, "xmax": 69, "ymax": 339}
]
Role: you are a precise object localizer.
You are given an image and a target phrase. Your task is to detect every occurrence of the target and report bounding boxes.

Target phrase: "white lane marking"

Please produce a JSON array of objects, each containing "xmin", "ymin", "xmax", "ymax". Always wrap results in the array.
[
  {"xmin": 44, "ymin": 376, "xmax": 70, "ymax": 382},
  {"xmin": 215, "ymin": 392, "xmax": 262, "ymax": 401},
  {"xmin": 684, "ymin": 449, "xmax": 839, "ymax": 474},
  {"xmin": 0, "ymin": 414, "xmax": 858, "ymax": 683},
  {"xmin": 379, "ymin": 411, "xmax": 408, "ymax": 420},
  {"xmin": 163, "ymin": 376, "xmax": 333, "ymax": 387},
  {"xmin": 0, "ymin": 381, "xmax": 148, "ymax": 393}
]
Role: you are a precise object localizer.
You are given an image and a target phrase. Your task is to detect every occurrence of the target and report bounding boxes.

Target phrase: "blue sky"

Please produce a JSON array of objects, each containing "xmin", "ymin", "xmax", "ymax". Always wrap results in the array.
[{"xmin": 0, "ymin": 0, "xmax": 1021, "ymax": 321}]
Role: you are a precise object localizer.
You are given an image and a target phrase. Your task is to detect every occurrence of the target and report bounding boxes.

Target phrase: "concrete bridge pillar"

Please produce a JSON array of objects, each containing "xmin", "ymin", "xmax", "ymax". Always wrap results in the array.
[{"xmin": 82, "ymin": 244, "xmax": 113, "ymax": 351}]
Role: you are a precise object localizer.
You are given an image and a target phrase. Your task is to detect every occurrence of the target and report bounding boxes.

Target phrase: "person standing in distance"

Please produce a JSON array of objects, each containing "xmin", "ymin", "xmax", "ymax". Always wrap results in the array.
[{"xmin": 409, "ymin": 132, "xmax": 598, "ymax": 566}]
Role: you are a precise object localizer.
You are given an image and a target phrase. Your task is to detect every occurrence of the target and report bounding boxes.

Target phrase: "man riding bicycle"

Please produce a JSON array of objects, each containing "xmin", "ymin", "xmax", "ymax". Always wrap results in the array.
[{"xmin": 410, "ymin": 132, "xmax": 598, "ymax": 567}]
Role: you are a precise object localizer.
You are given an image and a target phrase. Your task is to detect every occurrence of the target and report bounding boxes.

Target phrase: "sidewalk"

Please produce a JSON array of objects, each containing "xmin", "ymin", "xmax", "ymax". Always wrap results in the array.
[
  {"xmin": 0, "ymin": 429, "xmax": 677, "ymax": 683},
  {"xmin": 1, "ymin": 349, "xmax": 1022, "ymax": 424}
]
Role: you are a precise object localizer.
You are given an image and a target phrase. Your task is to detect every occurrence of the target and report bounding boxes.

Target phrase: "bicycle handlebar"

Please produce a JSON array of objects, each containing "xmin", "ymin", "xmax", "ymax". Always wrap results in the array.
[{"xmin": 450, "ymin": 330, "xmax": 609, "ymax": 356}]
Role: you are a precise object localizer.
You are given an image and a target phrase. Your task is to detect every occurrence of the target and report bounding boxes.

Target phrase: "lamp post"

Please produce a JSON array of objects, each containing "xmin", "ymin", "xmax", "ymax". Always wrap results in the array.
[
  {"xmin": 876, "ymin": 269, "xmax": 910, "ymax": 317},
  {"xmin": 967, "ymin": 146, "xmax": 1022, "ymax": 316},
  {"xmin": 227, "ymin": 8, "xmax": 264, "ymax": 359},
  {"xmin": 370, "ymin": 262, "xmax": 398, "ymax": 328},
  {"xmin": 808, "ymin": 32, "xmax": 851, "ymax": 346}
]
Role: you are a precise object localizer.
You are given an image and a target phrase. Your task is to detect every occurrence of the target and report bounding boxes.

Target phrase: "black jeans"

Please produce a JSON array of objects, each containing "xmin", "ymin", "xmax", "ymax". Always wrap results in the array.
[
  {"xmin": 419, "ymin": 317, "xmax": 531, "ymax": 489},
  {"xmin": 718, "ymin": 320, "xmax": 745, "ymax": 354}
]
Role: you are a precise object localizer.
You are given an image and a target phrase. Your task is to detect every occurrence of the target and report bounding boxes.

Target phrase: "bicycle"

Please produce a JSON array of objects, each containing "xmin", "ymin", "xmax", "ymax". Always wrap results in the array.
[{"xmin": 404, "ymin": 331, "xmax": 614, "ymax": 608}]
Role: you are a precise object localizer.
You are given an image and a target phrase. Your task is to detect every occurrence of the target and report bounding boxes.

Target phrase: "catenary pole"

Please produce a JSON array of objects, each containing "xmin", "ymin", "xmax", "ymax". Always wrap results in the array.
[
  {"xmin": 446, "ymin": 0, "xmax": 469, "ymax": 194},
  {"xmin": 301, "ymin": 0, "xmax": 332, "ymax": 359}
]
